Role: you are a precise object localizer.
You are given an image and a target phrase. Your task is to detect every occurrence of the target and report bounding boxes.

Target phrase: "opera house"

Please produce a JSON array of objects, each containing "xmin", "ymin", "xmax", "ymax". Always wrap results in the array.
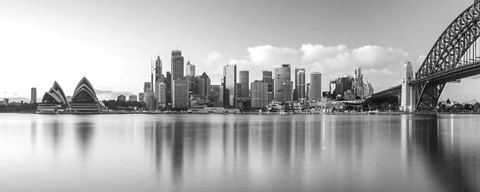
[{"xmin": 37, "ymin": 77, "xmax": 104, "ymax": 114}]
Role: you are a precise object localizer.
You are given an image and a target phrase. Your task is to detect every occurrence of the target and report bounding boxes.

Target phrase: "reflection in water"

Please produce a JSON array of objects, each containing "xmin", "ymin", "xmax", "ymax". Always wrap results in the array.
[
  {"xmin": 75, "ymin": 121, "xmax": 94, "ymax": 159},
  {"xmin": 5, "ymin": 114, "xmax": 480, "ymax": 192},
  {"xmin": 45, "ymin": 119, "xmax": 63, "ymax": 154},
  {"xmin": 407, "ymin": 115, "xmax": 479, "ymax": 192}
]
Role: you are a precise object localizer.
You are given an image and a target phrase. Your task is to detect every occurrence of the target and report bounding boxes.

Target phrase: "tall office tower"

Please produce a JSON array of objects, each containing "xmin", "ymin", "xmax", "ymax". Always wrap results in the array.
[
  {"xmin": 197, "ymin": 73, "xmax": 211, "ymax": 101},
  {"xmin": 251, "ymin": 81, "xmax": 268, "ymax": 108},
  {"xmin": 309, "ymin": 72, "xmax": 322, "ymax": 102},
  {"xmin": 172, "ymin": 80, "xmax": 189, "ymax": 109},
  {"xmin": 273, "ymin": 64, "xmax": 291, "ymax": 103},
  {"xmin": 208, "ymin": 85, "xmax": 222, "ymax": 106},
  {"xmin": 145, "ymin": 89, "xmax": 155, "ymax": 111},
  {"xmin": 306, "ymin": 83, "xmax": 311, "ymax": 101},
  {"xmin": 364, "ymin": 82, "xmax": 374, "ymax": 97},
  {"xmin": 262, "ymin": 70, "xmax": 273, "ymax": 92},
  {"xmin": 333, "ymin": 76, "xmax": 354, "ymax": 99},
  {"xmin": 139, "ymin": 93, "xmax": 145, "ymax": 103},
  {"xmin": 157, "ymin": 83, "xmax": 167, "ymax": 108},
  {"xmin": 171, "ymin": 50, "xmax": 184, "ymax": 81},
  {"xmin": 128, "ymin": 95, "xmax": 138, "ymax": 102},
  {"xmin": 223, "ymin": 64, "xmax": 237, "ymax": 107},
  {"xmin": 31, "ymin": 87, "xmax": 37, "ymax": 103},
  {"xmin": 143, "ymin": 82, "xmax": 151, "ymax": 93},
  {"xmin": 185, "ymin": 61, "xmax": 195, "ymax": 77},
  {"xmin": 166, "ymin": 72, "xmax": 172, "ymax": 107},
  {"xmin": 239, "ymin": 71, "xmax": 249, "ymax": 97},
  {"xmin": 155, "ymin": 56, "xmax": 163, "ymax": 82},
  {"xmin": 353, "ymin": 67, "xmax": 364, "ymax": 99},
  {"xmin": 284, "ymin": 81, "xmax": 294, "ymax": 102},
  {"xmin": 295, "ymin": 68, "xmax": 306, "ymax": 101}
]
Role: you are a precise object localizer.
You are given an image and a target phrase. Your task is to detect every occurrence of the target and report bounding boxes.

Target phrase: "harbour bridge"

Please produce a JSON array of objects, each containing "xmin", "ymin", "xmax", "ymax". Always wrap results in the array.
[{"xmin": 369, "ymin": 0, "xmax": 480, "ymax": 112}]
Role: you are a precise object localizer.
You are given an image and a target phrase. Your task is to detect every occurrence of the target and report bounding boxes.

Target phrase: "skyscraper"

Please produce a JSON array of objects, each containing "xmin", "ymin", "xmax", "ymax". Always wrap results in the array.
[
  {"xmin": 353, "ymin": 67, "xmax": 364, "ymax": 99},
  {"xmin": 273, "ymin": 64, "xmax": 291, "ymax": 103},
  {"xmin": 31, "ymin": 87, "xmax": 37, "ymax": 104},
  {"xmin": 223, "ymin": 64, "xmax": 237, "ymax": 107},
  {"xmin": 166, "ymin": 72, "xmax": 172, "ymax": 107},
  {"xmin": 284, "ymin": 81, "xmax": 294, "ymax": 102},
  {"xmin": 185, "ymin": 61, "xmax": 195, "ymax": 77},
  {"xmin": 310, "ymin": 72, "xmax": 322, "ymax": 102},
  {"xmin": 139, "ymin": 92, "xmax": 145, "ymax": 103},
  {"xmin": 155, "ymin": 56, "xmax": 163, "ymax": 82},
  {"xmin": 333, "ymin": 76, "xmax": 353, "ymax": 99},
  {"xmin": 172, "ymin": 80, "xmax": 189, "ymax": 109},
  {"xmin": 295, "ymin": 68, "xmax": 306, "ymax": 101},
  {"xmin": 171, "ymin": 50, "xmax": 184, "ymax": 81},
  {"xmin": 157, "ymin": 83, "xmax": 167, "ymax": 108},
  {"xmin": 197, "ymin": 73, "xmax": 211, "ymax": 101},
  {"xmin": 262, "ymin": 70, "xmax": 273, "ymax": 92},
  {"xmin": 144, "ymin": 82, "xmax": 151, "ymax": 93},
  {"xmin": 239, "ymin": 71, "xmax": 249, "ymax": 97},
  {"xmin": 251, "ymin": 81, "xmax": 268, "ymax": 109}
]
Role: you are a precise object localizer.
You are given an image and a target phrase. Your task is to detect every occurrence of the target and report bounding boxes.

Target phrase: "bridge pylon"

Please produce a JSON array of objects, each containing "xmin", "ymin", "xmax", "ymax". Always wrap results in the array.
[{"xmin": 401, "ymin": 62, "xmax": 416, "ymax": 112}]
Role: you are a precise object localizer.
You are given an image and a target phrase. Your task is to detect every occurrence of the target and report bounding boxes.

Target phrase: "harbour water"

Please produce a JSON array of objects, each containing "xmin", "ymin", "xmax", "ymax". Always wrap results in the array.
[{"xmin": 1, "ymin": 113, "xmax": 479, "ymax": 192}]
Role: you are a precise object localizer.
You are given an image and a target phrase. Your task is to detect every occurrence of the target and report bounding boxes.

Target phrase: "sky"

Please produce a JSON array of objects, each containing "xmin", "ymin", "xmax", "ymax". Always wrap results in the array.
[{"xmin": 1, "ymin": 0, "xmax": 479, "ymax": 102}]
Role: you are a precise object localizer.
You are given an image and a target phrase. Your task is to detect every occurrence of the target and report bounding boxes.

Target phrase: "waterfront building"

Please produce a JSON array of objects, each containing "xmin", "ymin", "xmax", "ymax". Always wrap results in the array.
[
  {"xmin": 209, "ymin": 85, "xmax": 223, "ymax": 107},
  {"xmin": 155, "ymin": 55, "xmax": 163, "ymax": 83},
  {"xmin": 185, "ymin": 61, "xmax": 195, "ymax": 77},
  {"xmin": 144, "ymin": 82, "xmax": 151, "ymax": 93},
  {"xmin": 157, "ymin": 82, "xmax": 167, "ymax": 108},
  {"xmin": 284, "ymin": 81, "xmax": 294, "ymax": 102},
  {"xmin": 37, "ymin": 81, "xmax": 68, "ymax": 112},
  {"xmin": 197, "ymin": 73, "xmax": 211, "ymax": 101},
  {"xmin": 31, "ymin": 87, "xmax": 37, "ymax": 104},
  {"xmin": 262, "ymin": 70, "xmax": 273, "ymax": 92},
  {"xmin": 145, "ymin": 89, "xmax": 155, "ymax": 111},
  {"xmin": 295, "ymin": 68, "xmax": 306, "ymax": 101},
  {"xmin": 69, "ymin": 77, "xmax": 101, "ymax": 113},
  {"xmin": 364, "ymin": 82, "xmax": 374, "ymax": 97},
  {"xmin": 306, "ymin": 83, "xmax": 311, "ymax": 101},
  {"xmin": 309, "ymin": 72, "xmax": 322, "ymax": 102},
  {"xmin": 171, "ymin": 50, "xmax": 184, "ymax": 81},
  {"xmin": 173, "ymin": 80, "xmax": 190, "ymax": 109},
  {"xmin": 239, "ymin": 71, "xmax": 249, "ymax": 97},
  {"xmin": 128, "ymin": 95, "xmax": 137, "ymax": 102},
  {"xmin": 273, "ymin": 64, "xmax": 291, "ymax": 103},
  {"xmin": 166, "ymin": 72, "xmax": 172, "ymax": 107},
  {"xmin": 139, "ymin": 93, "xmax": 145, "ymax": 103},
  {"xmin": 332, "ymin": 76, "xmax": 354, "ymax": 99},
  {"xmin": 117, "ymin": 95, "xmax": 126, "ymax": 101},
  {"xmin": 223, "ymin": 64, "xmax": 237, "ymax": 107},
  {"xmin": 353, "ymin": 67, "xmax": 364, "ymax": 99},
  {"xmin": 251, "ymin": 81, "xmax": 268, "ymax": 109}
]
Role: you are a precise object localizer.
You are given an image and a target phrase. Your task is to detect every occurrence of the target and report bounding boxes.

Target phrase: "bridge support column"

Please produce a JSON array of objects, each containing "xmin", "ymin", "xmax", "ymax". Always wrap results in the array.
[{"xmin": 401, "ymin": 62, "xmax": 416, "ymax": 112}]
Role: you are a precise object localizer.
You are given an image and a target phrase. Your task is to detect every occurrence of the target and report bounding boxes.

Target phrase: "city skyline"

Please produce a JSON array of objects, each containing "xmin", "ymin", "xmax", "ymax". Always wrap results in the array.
[{"xmin": 1, "ymin": 0, "xmax": 479, "ymax": 102}]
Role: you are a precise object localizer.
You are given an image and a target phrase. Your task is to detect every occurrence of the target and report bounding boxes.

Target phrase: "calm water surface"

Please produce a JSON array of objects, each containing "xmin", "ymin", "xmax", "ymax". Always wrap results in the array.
[{"xmin": 1, "ymin": 114, "xmax": 480, "ymax": 192}]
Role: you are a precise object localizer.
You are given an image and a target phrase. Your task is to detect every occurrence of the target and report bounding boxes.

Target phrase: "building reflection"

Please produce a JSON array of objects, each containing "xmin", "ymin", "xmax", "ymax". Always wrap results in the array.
[
  {"xmin": 44, "ymin": 118, "xmax": 63, "ymax": 154},
  {"xmin": 406, "ymin": 115, "xmax": 479, "ymax": 192},
  {"xmin": 75, "ymin": 121, "xmax": 94, "ymax": 159}
]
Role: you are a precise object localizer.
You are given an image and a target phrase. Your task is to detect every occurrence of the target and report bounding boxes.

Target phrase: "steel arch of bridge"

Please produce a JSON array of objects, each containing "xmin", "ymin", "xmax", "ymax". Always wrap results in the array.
[{"xmin": 414, "ymin": 2, "xmax": 480, "ymax": 111}]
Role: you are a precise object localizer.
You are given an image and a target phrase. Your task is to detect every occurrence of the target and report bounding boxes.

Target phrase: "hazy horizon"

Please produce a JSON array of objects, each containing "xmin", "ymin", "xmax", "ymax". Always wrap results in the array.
[{"xmin": 1, "ymin": 0, "xmax": 479, "ymax": 102}]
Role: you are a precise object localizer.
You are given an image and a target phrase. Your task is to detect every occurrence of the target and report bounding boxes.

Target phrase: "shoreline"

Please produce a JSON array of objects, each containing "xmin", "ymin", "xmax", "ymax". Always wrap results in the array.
[{"xmin": 2, "ymin": 111, "xmax": 480, "ymax": 115}]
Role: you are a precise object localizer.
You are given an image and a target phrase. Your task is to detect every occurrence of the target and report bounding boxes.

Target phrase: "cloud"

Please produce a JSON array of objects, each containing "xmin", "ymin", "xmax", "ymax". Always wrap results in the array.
[
  {"xmin": 95, "ymin": 89, "xmax": 134, "ymax": 100},
  {"xmin": 226, "ymin": 44, "xmax": 414, "ymax": 91}
]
